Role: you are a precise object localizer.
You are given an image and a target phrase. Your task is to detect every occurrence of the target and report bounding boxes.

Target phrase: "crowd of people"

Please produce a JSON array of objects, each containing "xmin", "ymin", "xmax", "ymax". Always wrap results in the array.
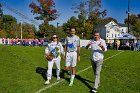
[
  {"xmin": 1, "ymin": 38, "xmax": 140, "ymax": 51},
  {"xmin": 107, "ymin": 40, "xmax": 140, "ymax": 51},
  {"xmin": 1, "ymin": 38, "xmax": 49, "ymax": 46}
]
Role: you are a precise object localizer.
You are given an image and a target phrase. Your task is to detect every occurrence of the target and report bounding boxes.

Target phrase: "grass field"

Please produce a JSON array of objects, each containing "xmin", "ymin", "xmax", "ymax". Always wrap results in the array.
[{"xmin": 0, "ymin": 45, "xmax": 140, "ymax": 93}]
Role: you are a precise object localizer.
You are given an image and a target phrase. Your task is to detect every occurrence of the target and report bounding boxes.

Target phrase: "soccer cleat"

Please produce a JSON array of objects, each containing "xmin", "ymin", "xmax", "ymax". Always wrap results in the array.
[
  {"xmin": 92, "ymin": 88, "xmax": 97, "ymax": 93},
  {"xmin": 57, "ymin": 77, "xmax": 60, "ymax": 81},
  {"xmin": 44, "ymin": 80, "xmax": 50, "ymax": 85},
  {"xmin": 69, "ymin": 81, "xmax": 73, "ymax": 86}
]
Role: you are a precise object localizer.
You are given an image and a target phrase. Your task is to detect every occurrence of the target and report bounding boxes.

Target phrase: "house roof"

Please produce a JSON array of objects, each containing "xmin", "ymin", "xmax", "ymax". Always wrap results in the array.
[
  {"xmin": 95, "ymin": 20, "xmax": 128, "ymax": 28},
  {"xmin": 118, "ymin": 23, "xmax": 128, "ymax": 27}
]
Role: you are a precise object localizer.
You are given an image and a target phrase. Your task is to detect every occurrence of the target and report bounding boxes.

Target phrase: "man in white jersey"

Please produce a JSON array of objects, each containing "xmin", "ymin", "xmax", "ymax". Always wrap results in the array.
[
  {"xmin": 64, "ymin": 26, "xmax": 80, "ymax": 86},
  {"xmin": 86, "ymin": 31, "xmax": 107, "ymax": 93}
]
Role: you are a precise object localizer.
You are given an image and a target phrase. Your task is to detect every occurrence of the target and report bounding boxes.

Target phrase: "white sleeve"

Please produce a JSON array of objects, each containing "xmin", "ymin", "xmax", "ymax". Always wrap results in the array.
[
  {"xmin": 101, "ymin": 40, "xmax": 107, "ymax": 52},
  {"xmin": 88, "ymin": 39, "xmax": 93, "ymax": 45}
]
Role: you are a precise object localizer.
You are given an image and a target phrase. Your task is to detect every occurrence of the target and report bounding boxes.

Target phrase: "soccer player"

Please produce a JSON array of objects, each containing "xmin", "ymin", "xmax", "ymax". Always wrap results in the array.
[
  {"xmin": 86, "ymin": 31, "xmax": 107, "ymax": 93},
  {"xmin": 44, "ymin": 34, "xmax": 64, "ymax": 84},
  {"xmin": 64, "ymin": 26, "xmax": 80, "ymax": 86}
]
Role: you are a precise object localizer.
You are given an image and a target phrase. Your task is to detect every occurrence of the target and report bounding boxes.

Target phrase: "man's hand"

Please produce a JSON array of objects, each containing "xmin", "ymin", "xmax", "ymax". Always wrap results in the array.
[
  {"xmin": 77, "ymin": 55, "xmax": 80, "ymax": 63},
  {"xmin": 86, "ymin": 42, "xmax": 93, "ymax": 49},
  {"xmin": 99, "ymin": 43, "xmax": 105, "ymax": 51}
]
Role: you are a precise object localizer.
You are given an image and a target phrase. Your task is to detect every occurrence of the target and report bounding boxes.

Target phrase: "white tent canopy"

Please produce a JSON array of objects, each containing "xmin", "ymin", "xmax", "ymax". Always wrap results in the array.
[{"xmin": 115, "ymin": 33, "xmax": 137, "ymax": 39}]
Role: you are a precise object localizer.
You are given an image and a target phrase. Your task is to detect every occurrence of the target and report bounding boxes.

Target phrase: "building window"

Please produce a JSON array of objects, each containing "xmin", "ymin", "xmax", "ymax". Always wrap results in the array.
[
  {"xmin": 122, "ymin": 29, "xmax": 123, "ymax": 31},
  {"xmin": 118, "ymin": 34, "xmax": 120, "ymax": 36},
  {"xmin": 107, "ymin": 34, "xmax": 109, "ymax": 37},
  {"xmin": 112, "ymin": 34, "xmax": 113, "ymax": 38},
  {"xmin": 107, "ymin": 30, "xmax": 110, "ymax": 33},
  {"xmin": 115, "ymin": 34, "xmax": 117, "ymax": 37}
]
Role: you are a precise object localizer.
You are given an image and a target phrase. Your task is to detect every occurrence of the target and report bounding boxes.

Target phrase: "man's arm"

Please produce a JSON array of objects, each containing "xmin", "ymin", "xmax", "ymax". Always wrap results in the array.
[
  {"xmin": 77, "ymin": 37, "xmax": 80, "ymax": 62},
  {"xmin": 99, "ymin": 40, "xmax": 107, "ymax": 52},
  {"xmin": 77, "ymin": 46, "xmax": 80, "ymax": 56},
  {"xmin": 86, "ymin": 44, "xmax": 91, "ymax": 49},
  {"xmin": 86, "ymin": 40, "xmax": 93, "ymax": 49},
  {"xmin": 64, "ymin": 38, "xmax": 67, "ymax": 58}
]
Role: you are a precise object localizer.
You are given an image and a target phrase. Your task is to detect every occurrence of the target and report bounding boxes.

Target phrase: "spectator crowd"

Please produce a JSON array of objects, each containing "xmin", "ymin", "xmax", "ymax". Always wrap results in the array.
[
  {"xmin": 1, "ymin": 38, "xmax": 140, "ymax": 51},
  {"xmin": 1, "ymin": 38, "xmax": 49, "ymax": 46}
]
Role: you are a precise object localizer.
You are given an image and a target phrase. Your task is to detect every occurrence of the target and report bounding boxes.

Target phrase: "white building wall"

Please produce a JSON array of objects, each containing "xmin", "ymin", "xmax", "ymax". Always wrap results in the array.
[
  {"xmin": 95, "ymin": 21, "xmax": 128, "ymax": 43},
  {"xmin": 119, "ymin": 27, "xmax": 128, "ymax": 33}
]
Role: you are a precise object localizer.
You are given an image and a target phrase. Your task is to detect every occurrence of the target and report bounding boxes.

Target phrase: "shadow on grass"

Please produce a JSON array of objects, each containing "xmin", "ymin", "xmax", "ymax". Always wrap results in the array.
[
  {"xmin": 35, "ymin": 67, "xmax": 70, "ymax": 82},
  {"xmin": 36, "ymin": 67, "xmax": 47, "ymax": 81},
  {"xmin": 35, "ymin": 67, "xmax": 93, "ymax": 92},
  {"xmin": 75, "ymin": 74, "xmax": 94, "ymax": 91}
]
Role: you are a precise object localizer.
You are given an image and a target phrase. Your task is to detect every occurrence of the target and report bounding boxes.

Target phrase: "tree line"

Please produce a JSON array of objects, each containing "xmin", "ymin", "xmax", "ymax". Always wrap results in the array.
[{"xmin": 0, "ymin": 0, "xmax": 140, "ymax": 39}]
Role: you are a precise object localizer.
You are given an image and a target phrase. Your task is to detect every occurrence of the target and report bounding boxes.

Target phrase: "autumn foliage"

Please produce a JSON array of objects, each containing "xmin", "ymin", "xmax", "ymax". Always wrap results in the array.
[{"xmin": 29, "ymin": 0, "xmax": 58, "ymax": 24}]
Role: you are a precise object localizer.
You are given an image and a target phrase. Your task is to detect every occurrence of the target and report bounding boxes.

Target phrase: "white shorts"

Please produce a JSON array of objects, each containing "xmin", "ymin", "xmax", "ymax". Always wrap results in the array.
[{"xmin": 65, "ymin": 51, "xmax": 77, "ymax": 67}]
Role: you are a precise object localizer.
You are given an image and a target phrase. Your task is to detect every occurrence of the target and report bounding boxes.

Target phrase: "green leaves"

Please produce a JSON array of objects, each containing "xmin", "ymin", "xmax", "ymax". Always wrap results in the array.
[{"xmin": 132, "ymin": 20, "xmax": 140, "ymax": 38}]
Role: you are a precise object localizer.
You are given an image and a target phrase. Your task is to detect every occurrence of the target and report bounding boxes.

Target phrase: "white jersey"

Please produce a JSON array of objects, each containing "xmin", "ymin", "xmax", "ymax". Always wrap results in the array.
[
  {"xmin": 65, "ymin": 35, "xmax": 80, "ymax": 52},
  {"xmin": 89, "ymin": 38, "xmax": 107, "ymax": 61},
  {"xmin": 45, "ymin": 41, "xmax": 64, "ymax": 58}
]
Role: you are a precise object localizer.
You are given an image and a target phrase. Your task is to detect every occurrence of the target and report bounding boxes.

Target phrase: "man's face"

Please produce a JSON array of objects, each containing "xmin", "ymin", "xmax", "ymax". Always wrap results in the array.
[
  {"xmin": 94, "ymin": 33, "xmax": 100, "ymax": 40},
  {"xmin": 70, "ymin": 28, "xmax": 76, "ymax": 35}
]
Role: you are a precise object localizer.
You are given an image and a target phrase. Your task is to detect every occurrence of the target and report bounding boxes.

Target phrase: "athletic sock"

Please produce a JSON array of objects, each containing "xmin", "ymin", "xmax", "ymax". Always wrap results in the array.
[{"xmin": 70, "ymin": 75, "xmax": 75, "ymax": 82}]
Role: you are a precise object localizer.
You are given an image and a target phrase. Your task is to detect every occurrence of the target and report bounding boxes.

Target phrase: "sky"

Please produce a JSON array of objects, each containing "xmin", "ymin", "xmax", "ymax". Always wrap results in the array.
[{"xmin": 0, "ymin": 0, "xmax": 140, "ymax": 28}]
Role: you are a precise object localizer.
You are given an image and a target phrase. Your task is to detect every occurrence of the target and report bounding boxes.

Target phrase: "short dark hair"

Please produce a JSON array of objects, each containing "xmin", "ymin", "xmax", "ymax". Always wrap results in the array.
[
  {"xmin": 69, "ymin": 26, "xmax": 76, "ymax": 31},
  {"xmin": 92, "ymin": 30, "xmax": 100, "ymax": 35}
]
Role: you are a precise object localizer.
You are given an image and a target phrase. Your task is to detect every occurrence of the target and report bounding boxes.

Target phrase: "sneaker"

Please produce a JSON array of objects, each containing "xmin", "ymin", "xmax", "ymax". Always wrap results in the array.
[
  {"xmin": 92, "ymin": 88, "xmax": 97, "ymax": 93},
  {"xmin": 44, "ymin": 80, "xmax": 50, "ymax": 85},
  {"xmin": 69, "ymin": 81, "xmax": 73, "ymax": 86},
  {"xmin": 57, "ymin": 77, "xmax": 60, "ymax": 81}
]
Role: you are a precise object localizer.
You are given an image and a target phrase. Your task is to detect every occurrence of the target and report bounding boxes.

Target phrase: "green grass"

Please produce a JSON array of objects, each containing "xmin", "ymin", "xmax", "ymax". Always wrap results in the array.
[{"xmin": 0, "ymin": 45, "xmax": 139, "ymax": 93}]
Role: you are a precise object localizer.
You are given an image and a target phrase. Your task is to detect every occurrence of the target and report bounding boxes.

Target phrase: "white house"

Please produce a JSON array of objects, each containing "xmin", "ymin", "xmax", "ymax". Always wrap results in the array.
[{"xmin": 95, "ymin": 20, "xmax": 128, "ymax": 43}]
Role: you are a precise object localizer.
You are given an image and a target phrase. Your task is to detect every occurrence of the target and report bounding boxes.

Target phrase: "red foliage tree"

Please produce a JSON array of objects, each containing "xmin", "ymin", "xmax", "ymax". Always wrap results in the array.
[{"xmin": 29, "ymin": 0, "xmax": 58, "ymax": 25}]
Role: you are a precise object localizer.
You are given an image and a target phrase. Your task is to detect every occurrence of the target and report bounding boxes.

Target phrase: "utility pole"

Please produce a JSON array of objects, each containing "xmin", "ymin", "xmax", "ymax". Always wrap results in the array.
[
  {"xmin": 128, "ymin": 0, "xmax": 130, "ymax": 33},
  {"xmin": 57, "ymin": 22, "xmax": 59, "ymax": 31},
  {"xmin": 20, "ymin": 20, "xmax": 23, "ymax": 39}
]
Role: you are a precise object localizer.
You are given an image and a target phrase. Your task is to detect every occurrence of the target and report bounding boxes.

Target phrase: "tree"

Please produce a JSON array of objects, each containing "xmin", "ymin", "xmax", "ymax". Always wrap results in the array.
[
  {"xmin": 63, "ymin": 16, "xmax": 78, "ymax": 33},
  {"xmin": 71, "ymin": 0, "xmax": 106, "ymax": 39},
  {"xmin": 29, "ymin": 0, "xmax": 59, "ymax": 36},
  {"xmin": 0, "ymin": 3, "xmax": 3, "ymax": 17},
  {"xmin": 29, "ymin": 0, "xmax": 58, "ymax": 24},
  {"xmin": 39, "ymin": 23, "xmax": 56, "ymax": 36},
  {"xmin": 137, "ymin": 14, "xmax": 140, "ymax": 19},
  {"xmin": 1, "ymin": 15, "xmax": 17, "ymax": 38},
  {"xmin": 21, "ymin": 23, "xmax": 36, "ymax": 38},
  {"xmin": 0, "ymin": 29, "xmax": 6, "ymax": 38},
  {"xmin": 132, "ymin": 20, "xmax": 140, "ymax": 38},
  {"xmin": 124, "ymin": 14, "xmax": 138, "ymax": 26}
]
